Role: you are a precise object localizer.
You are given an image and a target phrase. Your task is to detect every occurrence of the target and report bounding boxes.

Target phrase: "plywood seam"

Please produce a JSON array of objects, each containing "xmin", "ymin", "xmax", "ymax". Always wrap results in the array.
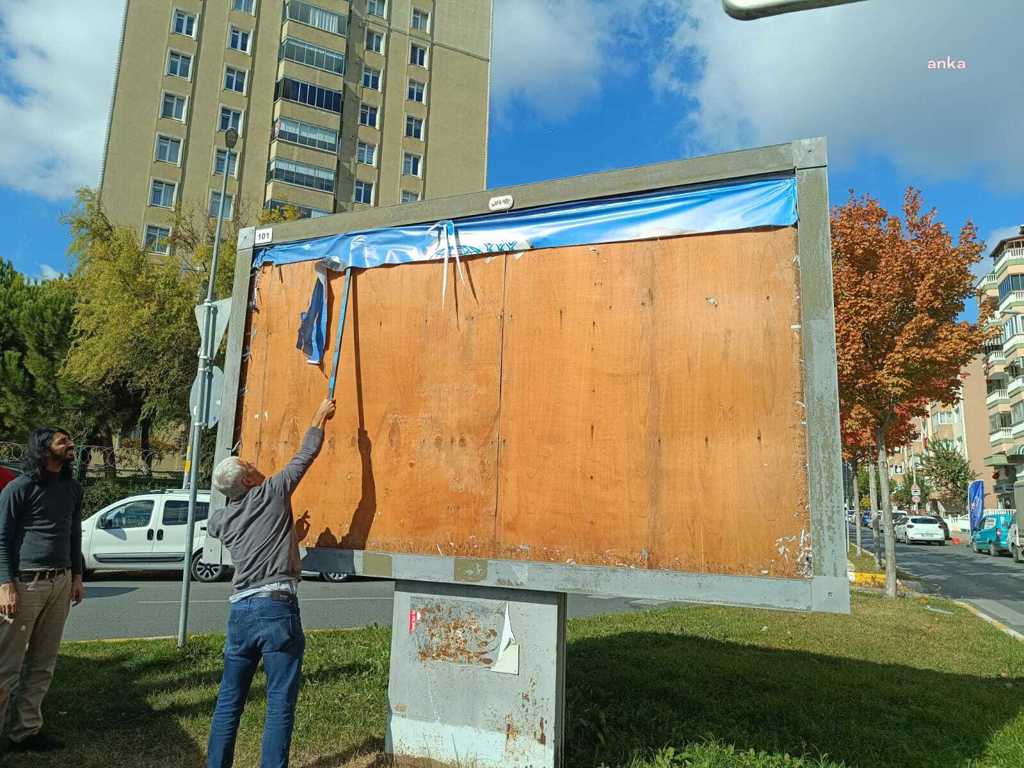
[{"xmin": 492, "ymin": 252, "xmax": 510, "ymax": 550}]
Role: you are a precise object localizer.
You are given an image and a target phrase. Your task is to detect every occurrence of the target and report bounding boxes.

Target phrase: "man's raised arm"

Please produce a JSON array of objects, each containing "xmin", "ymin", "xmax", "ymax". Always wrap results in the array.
[{"xmin": 267, "ymin": 399, "xmax": 335, "ymax": 496}]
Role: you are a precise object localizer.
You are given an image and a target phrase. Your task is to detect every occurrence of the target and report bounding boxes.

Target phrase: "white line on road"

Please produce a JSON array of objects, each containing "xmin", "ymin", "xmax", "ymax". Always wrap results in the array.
[{"xmin": 138, "ymin": 597, "xmax": 392, "ymax": 605}]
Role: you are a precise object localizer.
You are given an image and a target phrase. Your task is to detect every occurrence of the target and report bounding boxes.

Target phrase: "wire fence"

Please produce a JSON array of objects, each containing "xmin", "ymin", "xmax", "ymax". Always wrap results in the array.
[{"xmin": 1, "ymin": 440, "xmax": 186, "ymax": 516}]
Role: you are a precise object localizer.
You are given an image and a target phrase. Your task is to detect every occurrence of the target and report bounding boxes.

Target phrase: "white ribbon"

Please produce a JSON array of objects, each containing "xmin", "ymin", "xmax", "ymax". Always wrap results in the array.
[{"xmin": 428, "ymin": 219, "xmax": 465, "ymax": 307}]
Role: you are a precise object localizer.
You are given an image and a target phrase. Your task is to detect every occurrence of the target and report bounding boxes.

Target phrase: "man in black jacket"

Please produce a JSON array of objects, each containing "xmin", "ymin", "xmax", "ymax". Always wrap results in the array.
[{"xmin": 0, "ymin": 427, "xmax": 85, "ymax": 753}]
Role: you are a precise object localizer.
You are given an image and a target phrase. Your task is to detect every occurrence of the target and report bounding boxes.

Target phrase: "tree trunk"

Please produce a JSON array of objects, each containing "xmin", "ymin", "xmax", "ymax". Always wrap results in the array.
[
  {"xmin": 852, "ymin": 458, "xmax": 863, "ymax": 556},
  {"xmin": 140, "ymin": 417, "xmax": 153, "ymax": 476},
  {"xmin": 869, "ymin": 464, "xmax": 881, "ymax": 567},
  {"xmin": 877, "ymin": 427, "xmax": 897, "ymax": 598}
]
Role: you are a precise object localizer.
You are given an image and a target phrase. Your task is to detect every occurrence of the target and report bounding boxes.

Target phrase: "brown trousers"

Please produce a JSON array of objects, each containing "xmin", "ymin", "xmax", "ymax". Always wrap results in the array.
[{"xmin": 0, "ymin": 570, "xmax": 71, "ymax": 742}]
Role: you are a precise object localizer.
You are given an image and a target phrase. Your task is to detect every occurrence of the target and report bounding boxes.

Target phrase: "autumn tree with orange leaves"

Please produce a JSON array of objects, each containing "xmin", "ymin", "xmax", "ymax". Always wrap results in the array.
[{"xmin": 833, "ymin": 188, "xmax": 990, "ymax": 597}]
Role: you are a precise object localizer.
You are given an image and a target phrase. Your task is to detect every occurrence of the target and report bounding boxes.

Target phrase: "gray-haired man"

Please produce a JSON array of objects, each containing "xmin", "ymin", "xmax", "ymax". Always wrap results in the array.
[{"xmin": 206, "ymin": 398, "xmax": 334, "ymax": 768}]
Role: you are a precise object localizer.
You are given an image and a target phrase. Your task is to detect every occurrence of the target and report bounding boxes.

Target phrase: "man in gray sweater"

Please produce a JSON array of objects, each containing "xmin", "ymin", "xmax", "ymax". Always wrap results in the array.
[
  {"xmin": 0, "ymin": 427, "xmax": 85, "ymax": 754},
  {"xmin": 206, "ymin": 398, "xmax": 334, "ymax": 768}
]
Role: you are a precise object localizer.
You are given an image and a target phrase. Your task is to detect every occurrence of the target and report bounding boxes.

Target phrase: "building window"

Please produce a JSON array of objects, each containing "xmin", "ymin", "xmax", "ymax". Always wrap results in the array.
[
  {"xmin": 362, "ymin": 66, "xmax": 381, "ymax": 90},
  {"xmin": 229, "ymin": 27, "xmax": 251, "ymax": 53},
  {"xmin": 411, "ymin": 8, "xmax": 429, "ymax": 32},
  {"xmin": 410, "ymin": 44, "xmax": 427, "ymax": 67},
  {"xmin": 173, "ymin": 10, "xmax": 196, "ymax": 37},
  {"xmin": 366, "ymin": 29, "xmax": 384, "ymax": 54},
  {"xmin": 286, "ymin": 0, "xmax": 346, "ymax": 35},
  {"xmin": 405, "ymin": 115, "xmax": 423, "ymax": 139},
  {"xmin": 214, "ymin": 149, "xmax": 238, "ymax": 176},
  {"xmin": 155, "ymin": 135, "xmax": 182, "ymax": 164},
  {"xmin": 401, "ymin": 190, "xmax": 420, "ymax": 203},
  {"xmin": 267, "ymin": 199, "xmax": 330, "ymax": 219},
  {"xmin": 274, "ymin": 117, "xmax": 338, "ymax": 153},
  {"xmin": 280, "ymin": 37, "xmax": 345, "ymax": 75},
  {"xmin": 219, "ymin": 106, "xmax": 242, "ymax": 132},
  {"xmin": 893, "ymin": 464, "xmax": 903, "ymax": 475},
  {"xmin": 356, "ymin": 141, "xmax": 376, "ymax": 166},
  {"xmin": 144, "ymin": 225, "xmax": 171, "ymax": 254},
  {"xmin": 354, "ymin": 180, "xmax": 374, "ymax": 204},
  {"xmin": 268, "ymin": 158, "xmax": 336, "ymax": 193},
  {"xmin": 998, "ymin": 274, "xmax": 1024, "ymax": 303},
  {"xmin": 167, "ymin": 51, "xmax": 192, "ymax": 79},
  {"xmin": 150, "ymin": 180, "xmax": 176, "ymax": 208},
  {"xmin": 225, "ymin": 66, "xmax": 247, "ymax": 93},
  {"xmin": 275, "ymin": 77, "xmax": 342, "ymax": 113},
  {"xmin": 209, "ymin": 191, "xmax": 234, "ymax": 219},
  {"xmin": 367, "ymin": 0, "xmax": 386, "ymax": 18},
  {"xmin": 407, "ymin": 79, "xmax": 425, "ymax": 103},
  {"xmin": 161, "ymin": 93, "xmax": 187, "ymax": 120},
  {"xmin": 359, "ymin": 103, "xmax": 379, "ymax": 128},
  {"xmin": 233, "ymin": 0, "xmax": 256, "ymax": 13},
  {"xmin": 402, "ymin": 152, "xmax": 421, "ymax": 177}
]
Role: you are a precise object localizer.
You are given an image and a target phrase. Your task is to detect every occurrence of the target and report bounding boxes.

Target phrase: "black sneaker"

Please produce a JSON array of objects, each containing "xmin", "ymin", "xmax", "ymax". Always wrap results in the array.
[{"xmin": 8, "ymin": 732, "xmax": 66, "ymax": 752}]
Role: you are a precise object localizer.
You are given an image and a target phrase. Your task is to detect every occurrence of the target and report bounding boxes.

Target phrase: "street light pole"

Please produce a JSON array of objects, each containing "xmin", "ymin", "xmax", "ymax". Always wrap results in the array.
[{"xmin": 177, "ymin": 127, "xmax": 238, "ymax": 649}]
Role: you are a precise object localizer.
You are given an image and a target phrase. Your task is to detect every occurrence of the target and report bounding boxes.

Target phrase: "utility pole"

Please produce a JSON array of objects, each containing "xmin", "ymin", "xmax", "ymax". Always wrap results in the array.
[{"xmin": 177, "ymin": 127, "xmax": 238, "ymax": 649}]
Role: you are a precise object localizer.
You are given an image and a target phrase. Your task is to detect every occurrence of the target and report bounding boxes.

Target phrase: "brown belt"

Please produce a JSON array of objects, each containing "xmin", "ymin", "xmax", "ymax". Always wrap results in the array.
[{"xmin": 17, "ymin": 568, "xmax": 69, "ymax": 582}]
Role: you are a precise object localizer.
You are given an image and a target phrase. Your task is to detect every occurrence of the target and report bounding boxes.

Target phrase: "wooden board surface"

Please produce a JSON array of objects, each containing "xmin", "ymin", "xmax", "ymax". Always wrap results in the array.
[{"xmin": 235, "ymin": 227, "xmax": 809, "ymax": 577}]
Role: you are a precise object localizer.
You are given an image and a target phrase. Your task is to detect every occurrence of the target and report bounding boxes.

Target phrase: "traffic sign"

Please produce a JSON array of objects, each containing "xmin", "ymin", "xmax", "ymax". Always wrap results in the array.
[{"xmin": 189, "ymin": 366, "xmax": 224, "ymax": 428}]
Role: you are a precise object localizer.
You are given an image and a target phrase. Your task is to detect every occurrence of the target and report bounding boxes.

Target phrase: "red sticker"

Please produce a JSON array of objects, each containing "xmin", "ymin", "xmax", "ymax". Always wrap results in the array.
[{"xmin": 408, "ymin": 609, "xmax": 419, "ymax": 634}]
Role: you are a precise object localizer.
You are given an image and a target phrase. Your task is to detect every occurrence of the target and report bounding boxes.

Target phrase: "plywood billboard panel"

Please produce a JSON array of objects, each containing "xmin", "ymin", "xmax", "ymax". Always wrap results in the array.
[{"xmin": 234, "ymin": 228, "xmax": 808, "ymax": 578}]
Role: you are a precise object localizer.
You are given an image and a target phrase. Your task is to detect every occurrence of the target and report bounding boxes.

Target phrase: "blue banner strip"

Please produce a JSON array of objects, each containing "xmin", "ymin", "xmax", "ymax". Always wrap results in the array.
[{"xmin": 257, "ymin": 176, "xmax": 797, "ymax": 271}]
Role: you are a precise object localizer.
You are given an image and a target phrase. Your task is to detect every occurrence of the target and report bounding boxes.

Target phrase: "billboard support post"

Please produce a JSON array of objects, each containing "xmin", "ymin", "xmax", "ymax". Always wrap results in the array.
[{"xmin": 387, "ymin": 581, "xmax": 566, "ymax": 767}]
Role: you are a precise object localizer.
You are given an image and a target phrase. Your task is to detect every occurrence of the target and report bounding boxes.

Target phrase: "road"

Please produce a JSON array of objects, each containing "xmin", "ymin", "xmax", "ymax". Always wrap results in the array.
[
  {"xmin": 849, "ymin": 524, "xmax": 1024, "ymax": 636},
  {"xmin": 64, "ymin": 572, "xmax": 666, "ymax": 642}
]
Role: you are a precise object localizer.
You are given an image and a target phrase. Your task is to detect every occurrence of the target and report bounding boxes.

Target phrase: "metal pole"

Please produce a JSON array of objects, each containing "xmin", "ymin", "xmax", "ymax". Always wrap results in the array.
[
  {"xmin": 327, "ymin": 267, "xmax": 353, "ymax": 399},
  {"xmin": 177, "ymin": 139, "xmax": 234, "ymax": 648}
]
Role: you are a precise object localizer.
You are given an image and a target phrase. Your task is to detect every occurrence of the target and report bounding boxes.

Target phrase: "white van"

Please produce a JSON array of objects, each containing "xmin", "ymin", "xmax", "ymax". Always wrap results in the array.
[{"xmin": 80, "ymin": 490, "xmax": 226, "ymax": 581}]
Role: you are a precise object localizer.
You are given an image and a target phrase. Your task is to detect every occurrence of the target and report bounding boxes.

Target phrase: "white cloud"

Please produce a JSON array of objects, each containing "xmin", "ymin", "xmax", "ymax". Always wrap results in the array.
[
  {"xmin": 0, "ymin": 1, "xmax": 124, "ymax": 200},
  {"xmin": 657, "ymin": 0, "xmax": 1024, "ymax": 190},
  {"xmin": 38, "ymin": 263, "xmax": 60, "ymax": 281},
  {"xmin": 491, "ymin": 0, "xmax": 626, "ymax": 119}
]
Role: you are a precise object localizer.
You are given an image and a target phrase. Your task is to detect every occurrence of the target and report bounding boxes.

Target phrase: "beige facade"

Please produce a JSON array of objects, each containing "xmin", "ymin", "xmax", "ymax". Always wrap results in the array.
[
  {"xmin": 888, "ymin": 356, "xmax": 995, "ymax": 508},
  {"xmin": 100, "ymin": 0, "xmax": 492, "ymax": 244},
  {"xmin": 978, "ymin": 226, "xmax": 1024, "ymax": 507}
]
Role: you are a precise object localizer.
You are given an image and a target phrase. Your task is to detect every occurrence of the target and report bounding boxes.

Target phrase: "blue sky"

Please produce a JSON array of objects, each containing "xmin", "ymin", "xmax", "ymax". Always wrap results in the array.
[{"xmin": 1, "ymin": 0, "xmax": 1021, "ymax": 324}]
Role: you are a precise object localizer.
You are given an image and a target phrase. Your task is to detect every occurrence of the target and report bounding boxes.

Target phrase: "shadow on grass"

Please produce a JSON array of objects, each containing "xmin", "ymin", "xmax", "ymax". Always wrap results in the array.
[{"xmin": 566, "ymin": 631, "xmax": 1024, "ymax": 768}]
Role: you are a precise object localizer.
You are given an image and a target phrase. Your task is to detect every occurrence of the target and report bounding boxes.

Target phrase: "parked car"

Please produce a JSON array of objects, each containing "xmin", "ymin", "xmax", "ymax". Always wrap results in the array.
[
  {"xmin": 81, "ymin": 490, "xmax": 226, "ymax": 582},
  {"xmin": 895, "ymin": 515, "xmax": 946, "ymax": 545},
  {"xmin": 861, "ymin": 511, "xmax": 872, "ymax": 527},
  {"xmin": 1010, "ymin": 521, "xmax": 1023, "ymax": 564},
  {"xmin": 81, "ymin": 489, "xmax": 347, "ymax": 583},
  {"xmin": 971, "ymin": 512, "xmax": 1015, "ymax": 556}
]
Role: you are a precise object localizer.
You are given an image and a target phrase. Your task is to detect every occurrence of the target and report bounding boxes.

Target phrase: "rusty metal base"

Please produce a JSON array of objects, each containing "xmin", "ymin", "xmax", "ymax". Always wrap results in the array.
[{"xmin": 386, "ymin": 580, "xmax": 567, "ymax": 767}]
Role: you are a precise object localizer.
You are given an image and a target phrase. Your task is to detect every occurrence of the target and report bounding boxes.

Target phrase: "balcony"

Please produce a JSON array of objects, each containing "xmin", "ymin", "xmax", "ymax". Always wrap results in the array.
[
  {"xmin": 1008, "ymin": 376, "xmax": 1024, "ymax": 397},
  {"xmin": 994, "ymin": 245, "xmax": 1024, "ymax": 278},
  {"xmin": 990, "ymin": 428, "xmax": 1013, "ymax": 445},
  {"xmin": 1012, "ymin": 422, "xmax": 1024, "ymax": 438},
  {"xmin": 999, "ymin": 290, "xmax": 1024, "ymax": 312},
  {"xmin": 987, "ymin": 389, "xmax": 1009, "ymax": 406}
]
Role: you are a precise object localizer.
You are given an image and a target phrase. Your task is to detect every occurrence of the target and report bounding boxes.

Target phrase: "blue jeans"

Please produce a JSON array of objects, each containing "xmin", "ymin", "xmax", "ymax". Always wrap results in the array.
[{"xmin": 207, "ymin": 593, "xmax": 305, "ymax": 768}]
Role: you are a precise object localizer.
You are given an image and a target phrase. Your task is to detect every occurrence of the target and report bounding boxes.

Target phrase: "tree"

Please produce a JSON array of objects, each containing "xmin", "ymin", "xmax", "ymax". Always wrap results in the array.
[
  {"xmin": 892, "ymin": 474, "xmax": 932, "ymax": 509},
  {"xmin": 920, "ymin": 439, "xmax": 975, "ymax": 516},
  {"xmin": 833, "ymin": 187, "xmax": 989, "ymax": 597}
]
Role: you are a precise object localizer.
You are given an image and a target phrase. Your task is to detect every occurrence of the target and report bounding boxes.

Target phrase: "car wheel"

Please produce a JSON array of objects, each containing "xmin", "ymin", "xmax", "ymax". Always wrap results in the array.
[
  {"xmin": 320, "ymin": 571, "xmax": 349, "ymax": 583},
  {"xmin": 191, "ymin": 551, "xmax": 228, "ymax": 583},
  {"xmin": 939, "ymin": 540, "xmax": 946, "ymax": 547},
  {"xmin": 989, "ymin": 542, "xmax": 999, "ymax": 557}
]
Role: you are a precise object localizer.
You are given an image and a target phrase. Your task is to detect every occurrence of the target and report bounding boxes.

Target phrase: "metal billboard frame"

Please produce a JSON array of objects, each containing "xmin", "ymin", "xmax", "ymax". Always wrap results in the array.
[{"xmin": 214, "ymin": 137, "xmax": 848, "ymax": 616}]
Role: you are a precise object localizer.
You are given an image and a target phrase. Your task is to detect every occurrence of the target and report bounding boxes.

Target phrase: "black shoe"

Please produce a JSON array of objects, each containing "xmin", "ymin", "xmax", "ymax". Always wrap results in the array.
[{"xmin": 8, "ymin": 732, "xmax": 66, "ymax": 752}]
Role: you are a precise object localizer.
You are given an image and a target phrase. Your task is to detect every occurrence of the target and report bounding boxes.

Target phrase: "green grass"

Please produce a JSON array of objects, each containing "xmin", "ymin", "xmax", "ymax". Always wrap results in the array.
[
  {"xmin": 8, "ymin": 592, "xmax": 1024, "ymax": 768},
  {"xmin": 847, "ymin": 543, "xmax": 880, "ymax": 572}
]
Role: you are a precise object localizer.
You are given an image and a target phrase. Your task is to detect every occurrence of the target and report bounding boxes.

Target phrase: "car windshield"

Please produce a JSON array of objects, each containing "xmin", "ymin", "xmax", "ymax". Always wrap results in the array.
[{"xmin": 911, "ymin": 517, "xmax": 937, "ymax": 524}]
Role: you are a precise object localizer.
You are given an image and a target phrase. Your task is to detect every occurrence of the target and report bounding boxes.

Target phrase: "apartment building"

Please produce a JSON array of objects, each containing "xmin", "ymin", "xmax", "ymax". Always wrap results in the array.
[
  {"xmin": 100, "ymin": 0, "xmax": 492, "ymax": 250},
  {"xmin": 977, "ymin": 226, "xmax": 1024, "ymax": 508},
  {"xmin": 889, "ymin": 356, "xmax": 995, "ymax": 508}
]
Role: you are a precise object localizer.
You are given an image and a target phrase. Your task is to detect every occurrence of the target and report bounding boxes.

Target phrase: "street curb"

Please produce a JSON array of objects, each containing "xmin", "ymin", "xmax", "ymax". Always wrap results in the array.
[
  {"xmin": 954, "ymin": 600, "xmax": 1024, "ymax": 642},
  {"xmin": 848, "ymin": 571, "xmax": 885, "ymax": 587}
]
